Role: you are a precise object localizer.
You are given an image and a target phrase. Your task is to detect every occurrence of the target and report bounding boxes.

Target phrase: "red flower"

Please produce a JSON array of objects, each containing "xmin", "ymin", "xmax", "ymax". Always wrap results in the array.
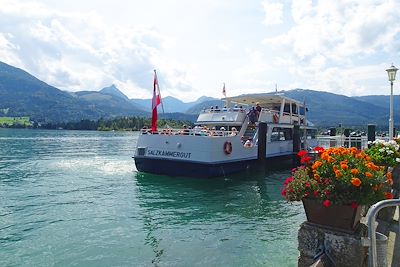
[
  {"xmin": 324, "ymin": 190, "xmax": 330, "ymax": 196},
  {"xmin": 281, "ymin": 188, "xmax": 287, "ymax": 197},
  {"xmin": 351, "ymin": 202, "xmax": 358, "ymax": 209},
  {"xmin": 384, "ymin": 192, "xmax": 394, "ymax": 199},
  {"xmin": 305, "ymin": 182, "xmax": 311, "ymax": 188},
  {"xmin": 284, "ymin": 177, "xmax": 294, "ymax": 185},
  {"xmin": 314, "ymin": 146, "xmax": 325, "ymax": 153},
  {"xmin": 323, "ymin": 199, "xmax": 331, "ymax": 207},
  {"xmin": 300, "ymin": 156, "xmax": 312, "ymax": 163},
  {"xmin": 313, "ymin": 190, "xmax": 319, "ymax": 197},
  {"xmin": 297, "ymin": 150, "xmax": 307, "ymax": 158}
]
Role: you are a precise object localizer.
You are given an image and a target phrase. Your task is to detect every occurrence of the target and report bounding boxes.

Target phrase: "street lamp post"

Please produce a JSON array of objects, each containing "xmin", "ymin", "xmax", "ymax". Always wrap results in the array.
[{"xmin": 386, "ymin": 64, "xmax": 398, "ymax": 140}]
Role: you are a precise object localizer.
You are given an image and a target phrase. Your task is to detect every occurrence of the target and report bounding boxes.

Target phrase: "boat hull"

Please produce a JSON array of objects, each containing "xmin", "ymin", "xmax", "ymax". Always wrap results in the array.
[{"xmin": 134, "ymin": 155, "xmax": 293, "ymax": 178}]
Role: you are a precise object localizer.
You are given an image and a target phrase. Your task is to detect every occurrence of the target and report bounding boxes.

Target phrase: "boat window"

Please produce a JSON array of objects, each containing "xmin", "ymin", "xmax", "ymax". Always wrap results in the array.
[
  {"xmin": 271, "ymin": 127, "xmax": 293, "ymax": 141},
  {"xmin": 292, "ymin": 103, "xmax": 297, "ymax": 114},
  {"xmin": 299, "ymin": 107, "xmax": 305, "ymax": 115},
  {"xmin": 283, "ymin": 103, "xmax": 290, "ymax": 113},
  {"xmin": 272, "ymin": 105, "xmax": 280, "ymax": 111}
]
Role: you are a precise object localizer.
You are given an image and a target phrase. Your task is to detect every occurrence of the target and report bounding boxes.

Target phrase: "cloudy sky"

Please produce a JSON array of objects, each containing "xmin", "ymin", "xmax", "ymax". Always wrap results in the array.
[{"xmin": 0, "ymin": 0, "xmax": 399, "ymax": 102}]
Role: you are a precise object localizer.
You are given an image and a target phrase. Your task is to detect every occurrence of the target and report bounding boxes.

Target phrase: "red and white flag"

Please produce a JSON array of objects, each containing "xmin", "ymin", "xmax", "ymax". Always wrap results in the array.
[
  {"xmin": 222, "ymin": 83, "xmax": 226, "ymax": 97},
  {"xmin": 151, "ymin": 70, "xmax": 161, "ymax": 132}
]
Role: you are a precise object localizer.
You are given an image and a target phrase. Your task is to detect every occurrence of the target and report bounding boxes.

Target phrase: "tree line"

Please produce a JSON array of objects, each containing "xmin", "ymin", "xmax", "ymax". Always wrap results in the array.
[{"xmin": 20, "ymin": 117, "xmax": 192, "ymax": 131}]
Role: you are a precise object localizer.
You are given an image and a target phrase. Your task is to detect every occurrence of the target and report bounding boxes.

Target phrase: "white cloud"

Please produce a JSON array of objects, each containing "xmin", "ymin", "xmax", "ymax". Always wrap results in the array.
[
  {"xmin": 0, "ymin": 0, "xmax": 194, "ymax": 99},
  {"xmin": 0, "ymin": 0, "xmax": 399, "ymax": 104},
  {"xmin": 262, "ymin": 0, "xmax": 284, "ymax": 26},
  {"xmin": 262, "ymin": 0, "xmax": 400, "ymax": 95}
]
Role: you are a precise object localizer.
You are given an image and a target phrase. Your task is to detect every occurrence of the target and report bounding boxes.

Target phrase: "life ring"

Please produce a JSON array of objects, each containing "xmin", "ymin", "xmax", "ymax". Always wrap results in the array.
[
  {"xmin": 273, "ymin": 113, "xmax": 279, "ymax": 123},
  {"xmin": 223, "ymin": 141, "xmax": 232, "ymax": 155}
]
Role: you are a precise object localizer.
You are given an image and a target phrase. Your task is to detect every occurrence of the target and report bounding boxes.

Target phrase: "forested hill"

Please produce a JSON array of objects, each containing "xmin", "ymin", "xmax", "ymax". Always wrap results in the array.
[
  {"xmin": 281, "ymin": 89, "xmax": 394, "ymax": 126},
  {"xmin": 0, "ymin": 60, "xmax": 397, "ymax": 126}
]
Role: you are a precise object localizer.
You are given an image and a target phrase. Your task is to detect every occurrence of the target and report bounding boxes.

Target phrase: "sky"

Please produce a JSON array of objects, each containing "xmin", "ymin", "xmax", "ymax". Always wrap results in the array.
[{"xmin": 0, "ymin": 0, "xmax": 399, "ymax": 102}]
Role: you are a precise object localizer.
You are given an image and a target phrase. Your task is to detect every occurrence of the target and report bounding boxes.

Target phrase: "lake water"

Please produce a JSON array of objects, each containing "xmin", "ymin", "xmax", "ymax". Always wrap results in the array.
[{"xmin": 0, "ymin": 129, "xmax": 305, "ymax": 267}]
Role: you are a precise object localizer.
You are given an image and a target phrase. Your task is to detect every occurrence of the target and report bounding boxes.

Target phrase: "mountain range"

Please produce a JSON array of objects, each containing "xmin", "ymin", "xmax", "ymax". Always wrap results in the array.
[{"xmin": 0, "ymin": 60, "xmax": 399, "ymax": 127}]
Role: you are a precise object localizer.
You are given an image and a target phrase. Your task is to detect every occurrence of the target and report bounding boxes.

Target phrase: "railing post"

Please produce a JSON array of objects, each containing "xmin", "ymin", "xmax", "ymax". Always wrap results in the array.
[{"xmin": 366, "ymin": 199, "xmax": 400, "ymax": 267}]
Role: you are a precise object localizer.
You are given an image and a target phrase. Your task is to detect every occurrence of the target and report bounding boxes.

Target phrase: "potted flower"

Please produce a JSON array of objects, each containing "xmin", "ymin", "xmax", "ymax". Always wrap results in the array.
[
  {"xmin": 364, "ymin": 139, "xmax": 400, "ymax": 169},
  {"xmin": 364, "ymin": 139, "xmax": 400, "ymax": 214},
  {"xmin": 282, "ymin": 147, "xmax": 393, "ymax": 232}
]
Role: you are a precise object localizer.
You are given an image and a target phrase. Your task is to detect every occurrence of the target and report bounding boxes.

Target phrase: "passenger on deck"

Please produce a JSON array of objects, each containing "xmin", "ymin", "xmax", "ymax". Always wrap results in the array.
[
  {"xmin": 256, "ymin": 102, "xmax": 261, "ymax": 118},
  {"xmin": 182, "ymin": 125, "xmax": 190, "ymax": 135},
  {"xmin": 193, "ymin": 125, "xmax": 202, "ymax": 136},
  {"xmin": 220, "ymin": 127, "xmax": 226, "ymax": 136},
  {"xmin": 201, "ymin": 126, "xmax": 208, "ymax": 136},
  {"xmin": 244, "ymin": 140, "xmax": 253, "ymax": 148},
  {"xmin": 230, "ymin": 127, "xmax": 238, "ymax": 136},
  {"xmin": 142, "ymin": 126, "xmax": 150, "ymax": 134},
  {"xmin": 209, "ymin": 127, "xmax": 217, "ymax": 136},
  {"xmin": 248, "ymin": 107, "xmax": 258, "ymax": 125}
]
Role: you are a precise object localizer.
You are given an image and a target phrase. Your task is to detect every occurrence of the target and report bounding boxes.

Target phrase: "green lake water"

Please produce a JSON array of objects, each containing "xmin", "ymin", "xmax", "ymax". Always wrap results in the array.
[{"xmin": 0, "ymin": 129, "xmax": 305, "ymax": 266}]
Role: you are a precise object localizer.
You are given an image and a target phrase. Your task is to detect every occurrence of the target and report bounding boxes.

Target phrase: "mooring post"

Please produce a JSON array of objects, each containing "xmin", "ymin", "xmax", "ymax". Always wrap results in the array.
[
  {"xmin": 367, "ymin": 124, "xmax": 376, "ymax": 145},
  {"xmin": 257, "ymin": 122, "xmax": 267, "ymax": 162},
  {"xmin": 293, "ymin": 125, "xmax": 300, "ymax": 166}
]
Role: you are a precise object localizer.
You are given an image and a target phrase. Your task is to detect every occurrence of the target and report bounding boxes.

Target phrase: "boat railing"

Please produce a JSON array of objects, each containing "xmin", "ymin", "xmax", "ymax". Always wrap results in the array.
[
  {"xmin": 366, "ymin": 199, "xmax": 400, "ymax": 267},
  {"xmin": 316, "ymin": 135, "xmax": 368, "ymax": 149},
  {"xmin": 141, "ymin": 128, "xmax": 239, "ymax": 137}
]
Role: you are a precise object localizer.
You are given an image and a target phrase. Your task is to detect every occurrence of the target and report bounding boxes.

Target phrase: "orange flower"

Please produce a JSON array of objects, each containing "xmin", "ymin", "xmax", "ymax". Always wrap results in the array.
[
  {"xmin": 327, "ymin": 156, "xmax": 335, "ymax": 163},
  {"xmin": 312, "ymin": 161, "xmax": 323, "ymax": 170},
  {"xmin": 321, "ymin": 152, "xmax": 329, "ymax": 161},
  {"xmin": 365, "ymin": 172, "xmax": 373, "ymax": 178},
  {"xmin": 335, "ymin": 170, "xmax": 343, "ymax": 179},
  {"xmin": 384, "ymin": 192, "xmax": 394, "ymax": 199},
  {"xmin": 387, "ymin": 178, "xmax": 393, "ymax": 186},
  {"xmin": 366, "ymin": 162, "xmax": 379, "ymax": 171},
  {"xmin": 351, "ymin": 177, "xmax": 362, "ymax": 187},
  {"xmin": 355, "ymin": 153, "xmax": 364, "ymax": 159},
  {"xmin": 386, "ymin": 172, "xmax": 393, "ymax": 180},
  {"xmin": 350, "ymin": 169, "xmax": 359, "ymax": 175},
  {"xmin": 314, "ymin": 174, "xmax": 320, "ymax": 180},
  {"xmin": 341, "ymin": 164, "xmax": 349, "ymax": 170}
]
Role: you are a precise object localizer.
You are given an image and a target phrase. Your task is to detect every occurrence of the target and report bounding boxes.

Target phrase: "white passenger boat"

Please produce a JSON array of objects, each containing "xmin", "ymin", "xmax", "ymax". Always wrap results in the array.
[{"xmin": 134, "ymin": 94, "xmax": 318, "ymax": 178}]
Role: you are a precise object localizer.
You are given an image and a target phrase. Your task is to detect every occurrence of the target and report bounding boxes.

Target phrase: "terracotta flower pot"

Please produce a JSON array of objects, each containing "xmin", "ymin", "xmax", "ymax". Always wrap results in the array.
[{"xmin": 302, "ymin": 198, "xmax": 363, "ymax": 233}]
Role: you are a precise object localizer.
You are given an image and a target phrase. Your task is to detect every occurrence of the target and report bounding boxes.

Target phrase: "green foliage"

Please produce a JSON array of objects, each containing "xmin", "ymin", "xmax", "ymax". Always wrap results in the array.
[
  {"xmin": 38, "ymin": 116, "xmax": 192, "ymax": 131},
  {"xmin": 0, "ymin": 116, "xmax": 31, "ymax": 127},
  {"xmin": 364, "ymin": 139, "xmax": 400, "ymax": 167}
]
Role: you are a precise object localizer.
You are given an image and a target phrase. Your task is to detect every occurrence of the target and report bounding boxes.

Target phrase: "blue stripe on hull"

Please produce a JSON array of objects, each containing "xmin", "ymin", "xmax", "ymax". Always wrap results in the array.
[{"xmin": 134, "ymin": 155, "xmax": 293, "ymax": 178}]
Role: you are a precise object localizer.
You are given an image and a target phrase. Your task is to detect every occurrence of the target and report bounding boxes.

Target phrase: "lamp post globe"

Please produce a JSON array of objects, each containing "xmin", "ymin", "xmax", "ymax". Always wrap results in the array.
[{"xmin": 386, "ymin": 64, "xmax": 398, "ymax": 140}]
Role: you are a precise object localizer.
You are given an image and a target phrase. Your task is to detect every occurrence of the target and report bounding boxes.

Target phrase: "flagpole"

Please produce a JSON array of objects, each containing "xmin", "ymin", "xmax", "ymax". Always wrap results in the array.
[
  {"xmin": 154, "ymin": 69, "xmax": 165, "ymax": 115},
  {"xmin": 222, "ymin": 82, "xmax": 227, "ymax": 106}
]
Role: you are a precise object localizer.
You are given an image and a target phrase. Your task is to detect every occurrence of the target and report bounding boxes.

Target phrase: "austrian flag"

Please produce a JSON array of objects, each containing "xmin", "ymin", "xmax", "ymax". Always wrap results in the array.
[{"xmin": 152, "ymin": 70, "xmax": 161, "ymax": 132}]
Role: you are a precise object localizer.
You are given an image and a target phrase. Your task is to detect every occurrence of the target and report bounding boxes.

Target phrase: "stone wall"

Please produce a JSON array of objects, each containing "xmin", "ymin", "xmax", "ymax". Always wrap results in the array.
[{"xmin": 298, "ymin": 222, "xmax": 368, "ymax": 267}]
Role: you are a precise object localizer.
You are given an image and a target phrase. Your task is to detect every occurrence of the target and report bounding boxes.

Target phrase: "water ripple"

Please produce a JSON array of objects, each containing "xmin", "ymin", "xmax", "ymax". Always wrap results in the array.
[{"xmin": 0, "ymin": 129, "xmax": 303, "ymax": 267}]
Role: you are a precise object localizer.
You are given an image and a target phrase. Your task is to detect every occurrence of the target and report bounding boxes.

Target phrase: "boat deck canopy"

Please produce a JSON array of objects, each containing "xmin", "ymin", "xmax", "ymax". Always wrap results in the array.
[{"xmin": 223, "ymin": 93, "xmax": 304, "ymax": 107}]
